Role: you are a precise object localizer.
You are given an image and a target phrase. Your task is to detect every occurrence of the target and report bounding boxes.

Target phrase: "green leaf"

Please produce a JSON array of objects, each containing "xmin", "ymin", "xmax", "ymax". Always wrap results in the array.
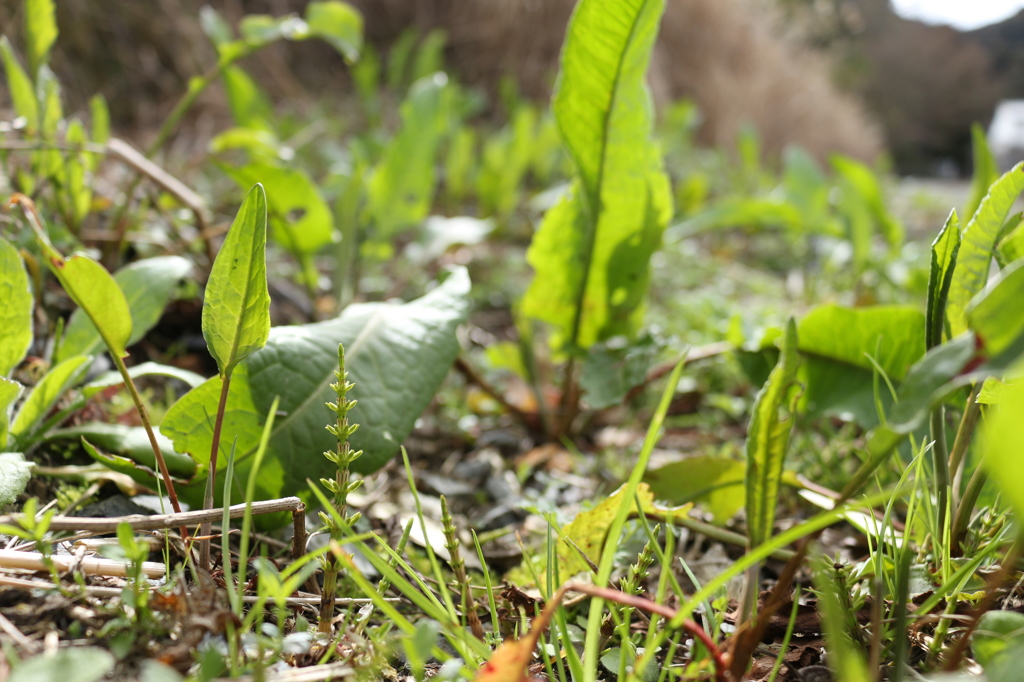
[
  {"xmin": 888, "ymin": 333, "xmax": 978, "ymax": 430},
  {"xmin": 811, "ymin": 554, "xmax": 873, "ymax": 682},
  {"xmin": 579, "ymin": 335, "xmax": 659, "ymax": 409},
  {"xmin": 926, "ymin": 210, "xmax": 961, "ymax": 348},
  {"xmin": 0, "ymin": 37, "xmax": 39, "ymax": 133},
  {"xmin": 0, "ymin": 453, "xmax": 33, "ymax": 506},
  {"xmin": 0, "ymin": 238, "xmax": 33, "ymax": 378},
  {"xmin": 745, "ymin": 319, "xmax": 800, "ymax": 548},
  {"xmin": 222, "ymin": 164, "xmax": 334, "ymax": 256},
  {"xmin": 10, "ymin": 646, "xmax": 115, "ymax": 682},
  {"xmin": 673, "ymin": 198, "xmax": 803, "ymax": 238},
  {"xmin": 644, "ymin": 456, "xmax": 746, "ymax": 522},
  {"xmin": 161, "ymin": 268, "xmax": 471, "ymax": 511},
  {"xmin": 946, "ymin": 163, "xmax": 1024, "ymax": 337},
  {"xmin": 89, "ymin": 94, "xmax": 110, "ymax": 146},
  {"xmin": 965, "ymin": 122, "xmax": 1000, "ymax": 223},
  {"xmin": 0, "ymin": 378, "xmax": 23, "ymax": 450},
  {"xmin": 203, "ymin": 184, "xmax": 271, "ymax": 377},
  {"xmin": 972, "ymin": 610, "xmax": 1024, "ymax": 669},
  {"xmin": 223, "ymin": 66, "xmax": 274, "ymax": 131},
  {"xmin": 58, "ymin": 256, "xmax": 192, "ymax": 363},
  {"xmin": 83, "ymin": 362, "xmax": 206, "ymax": 397},
  {"xmin": 998, "ymin": 217, "xmax": 1024, "ymax": 265},
  {"xmin": 9, "ymin": 355, "xmax": 91, "ymax": 446},
  {"xmin": 46, "ymin": 254, "xmax": 132, "ymax": 359},
  {"xmin": 984, "ymin": 365, "xmax": 1024, "ymax": 527},
  {"xmin": 50, "ymin": 423, "xmax": 195, "ymax": 480},
  {"xmin": 367, "ymin": 73, "xmax": 450, "ymax": 237},
  {"xmin": 199, "ymin": 6, "xmax": 234, "ymax": 48},
  {"xmin": 797, "ymin": 305, "xmax": 925, "ymax": 427},
  {"xmin": 831, "ymin": 155, "xmax": 903, "ymax": 250},
  {"xmin": 24, "ymin": 0, "xmax": 58, "ymax": 77},
  {"xmin": 522, "ymin": 0, "xmax": 672, "ymax": 350},
  {"xmin": 968, "ymin": 258, "xmax": 1024, "ymax": 358},
  {"xmin": 305, "ymin": 1, "xmax": 363, "ymax": 62}
]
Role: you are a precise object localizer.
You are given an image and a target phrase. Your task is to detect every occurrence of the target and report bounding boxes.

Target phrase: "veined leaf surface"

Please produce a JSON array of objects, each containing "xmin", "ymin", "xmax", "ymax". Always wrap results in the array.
[
  {"xmin": 522, "ymin": 0, "xmax": 672, "ymax": 350},
  {"xmin": 745, "ymin": 319, "xmax": 800, "ymax": 549},
  {"xmin": 59, "ymin": 256, "xmax": 193, "ymax": 363},
  {"xmin": 926, "ymin": 211, "xmax": 960, "ymax": 349},
  {"xmin": 0, "ymin": 238, "xmax": 33, "ymax": 377},
  {"xmin": 946, "ymin": 163, "xmax": 1024, "ymax": 337},
  {"xmin": 161, "ymin": 268, "xmax": 470, "ymax": 511},
  {"xmin": 203, "ymin": 184, "xmax": 271, "ymax": 376}
]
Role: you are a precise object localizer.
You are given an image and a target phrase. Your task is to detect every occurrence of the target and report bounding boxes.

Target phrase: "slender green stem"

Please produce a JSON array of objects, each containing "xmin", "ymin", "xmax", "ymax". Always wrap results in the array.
[
  {"xmin": 112, "ymin": 355, "xmax": 187, "ymax": 539},
  {"xmin": 200, "ymin": 373, "xmax": 232, "ymax": 571},
  {"xmin": 948, "ymin": 385, "xmax": 982, "ymax": 494},
  {"xmin": 931, "ymin": 406, "xmax": 949, "ymax": 536},
  {"xmin": 951, "ymin": 463, "xmax": 988, "ymax": 554}
]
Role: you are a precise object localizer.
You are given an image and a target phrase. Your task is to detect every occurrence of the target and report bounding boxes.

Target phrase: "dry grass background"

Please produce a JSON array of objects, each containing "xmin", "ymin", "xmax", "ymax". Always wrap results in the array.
[{"xmin": 0, "ymin": 0, "xmax": 883, "ymax": 162}]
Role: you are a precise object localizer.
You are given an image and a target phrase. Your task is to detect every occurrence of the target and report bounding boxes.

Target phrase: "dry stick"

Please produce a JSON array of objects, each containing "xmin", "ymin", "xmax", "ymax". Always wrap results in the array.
[
  {"xmin": 0, "ymin": 611, "xmax": 38, "ymax": 653},
  {"xmin": 0, "ymin": 496, "xmax": 304, "ymax": 534},
  {"xmin": 453, "ymin": 357, "xmax": 534, "ymax": 425},
  {"xmin": 200, "ymin": 375, "xmax": 233, "ymax": 571},
  {"xmin": 0, "ymin": 548, "xmax": 165, "ymax": 578}
]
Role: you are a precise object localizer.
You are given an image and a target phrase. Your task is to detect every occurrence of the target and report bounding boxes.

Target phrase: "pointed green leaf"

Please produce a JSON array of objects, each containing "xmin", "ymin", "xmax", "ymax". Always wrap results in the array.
[
  {"xmin": 89, "ymin": 94, "xmax": 110, "ymax": 146},
  {"xmin": 0, "ymin": 378, "xmax": 23, "ymax": 450},
  {"xmin": 926, "ymin": 210, "xmax": 961, "ymax": 349},
  {"xmin": 223, "ymin": 66, "xmax": 274, "ymax": 131},
  {"xmin": 967, "ymin": 258, "xmax": 1024, "ymax": 357},
  {"xmin": 58, "ymin": 256, "xmax": 193, "ymax": 363},
  {"xmin": 162, "ymin": 268, "xmax": 470, "ymax": 512},
  {"xmin": 367, "ymin": 73, "xmax": 450, "ymax": 237},
  {"xmin": 24, "ymin": 0, "xmax": 58, "ymax": 77},
  {"xmin": 203, "ymin": 184, "xmax": 271, "ymax": 377},
  {"xmin": 812, "ymin": 554, "xmax": 873, "ymax": 682},
  {"xmin": 9, "ymin": 354, "xmax": 91, "ymax": 446},
  {"xmin": 222, "ymin": 165, "xmax": 333, "ymax": 256},
  {"xmin": 745, "ymin": 319, "xmax": 800, "ymax": 548},
  {"xmin": 965, "ymin": 122, "xmax": 1000, "ymax": 223},
  {"xmin": 48, "ymin": 255, "xmax": 132, "ymax": 359},
  {"xmin": 83, "ymin": 362, "xmax": 206, "ymax": 397},
  {"xmin": 0, "ymin": 37, "xmax": 39, "ymax": 133},
  {"xmin": 49, "ymin": 423, "xmax": 195, "ymax": 479},
  {"xmin": 946, "ymin": 163, "xmax": 1024, "ymax": 337},
  {"xmin": 0, "ymin": 238, "xmax": 33, "ymax": 378},
  {"xmin": 522, "ymin": 0, "xmax": 672, "ymax": 350},
  {"xmin": 0, "ymin": 453, "xmax": 33, "ymax": 506},
  {"xmin": 831, "ymin": 155, "xmax": 903, "ymax": 250},
  {"xmin": 998, "ymin": 217, "xmax": 1024, "ymax": 265},
  {"xmin": 305, "ymin": 1, "xmax": 363, "ymax": 62}
]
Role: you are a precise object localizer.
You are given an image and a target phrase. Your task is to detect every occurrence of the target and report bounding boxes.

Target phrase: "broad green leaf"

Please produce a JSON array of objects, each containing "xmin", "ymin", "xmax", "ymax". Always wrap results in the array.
[
  {"xmin": 0, "ymin": 37, "xmax": 39, "ymax": 133},
  {"xmin": 745, "ymin": 319, "xmax": 800, "ymax": 548},
  {"xmin": 203, "ymin": 184, "xmax": 271, "ymax": 377},
  {"xmin": 161, "ymin": 268, "xmax": 471, "ymax": 511},
  {"xmin": 0, "ymin": 378, "xmax": 23, "ymax": 450},
  {"xmin": 965, "ymin": 122, "xmax": 1000, "ymax": 223},
  {"xmin": 983, "ymin": 361, "xmax": 1024, "ymax": 520},
  {"xmin": 46, "ymin": 255, "xmax": 132, "ymax": 359},
  {"xmin": 523, "ymin": 0, "xmax": 672, "ymax": 350},
  {"xmin": 799, "ymin": 305, "xmax": 924, "ymax": 380},
  {"xmin": 223, "ymin": 66, "xmax": 274, "ymax": 131},
  {"xmin": 645, "ymin": 456, "xmax": 745, "ymax": 522},
  {"xmin": 0, "ymin": 453, "xmax": 33, "ymax": 506},
  {"xmin": 946, "ymin": 163, "xmax": 1024, "ymax": 337},
  {"xmin": 10, "ymin": 646, "xmax": 114, "ymax": 682},
  {"xmin": 0, "ymin": 238, "xmax": 33, "ymax": 377},
  {"xmin": 926, "ymin": 210, "xmax": 961, "ymax": 348},
  {"xmin": 967, "ymin": 258, "xmax": 1024, "ymax": 357},
  {"xmin": 239, "ymin": 14, "xmax": 309, "ymax": 46},
  {"xmin": 797, "ymin": 305, "xmax": 925, "ymax": 427},
  {"xmin": 367, "ymin": 73, "xmax": 450, "ymax": 237},
  {"xmin": 25, "ymin": 0, "xmax": 57, "ymax": 77},
  {"xmin": 888, "ymin": 333, "xmax": 978, "ymax": 430},
  {"xmin": 972, "ymin": 610, "xmax": 1024, "ymax": 668},
  {"xmin": 222, "ymin": 164, "xmax": 334, "ymax": 256},
  {"xmin": 58, "ymin": 255, "xmax": 193, "ymax": 363},
  {"xmin": 83, "ymin": 362, "xmax": 206, "ymax": 397},
  {"xmin": 305, "ymin": 1, "xmax": 363, "ymax": 62},
  {"xmin": 9, "ymin": 355, "xmax": 91, "ymax": 445},
  {"xmin": 49, "ymin": 423, "xmax": 195, "ymax": 479}
]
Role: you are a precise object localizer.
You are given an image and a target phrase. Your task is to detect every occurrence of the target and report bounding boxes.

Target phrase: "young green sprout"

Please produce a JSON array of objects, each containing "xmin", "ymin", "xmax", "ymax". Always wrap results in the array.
[{"xmin": 319, "ymin": 343, "xmax": 363, "ymax": 634}]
